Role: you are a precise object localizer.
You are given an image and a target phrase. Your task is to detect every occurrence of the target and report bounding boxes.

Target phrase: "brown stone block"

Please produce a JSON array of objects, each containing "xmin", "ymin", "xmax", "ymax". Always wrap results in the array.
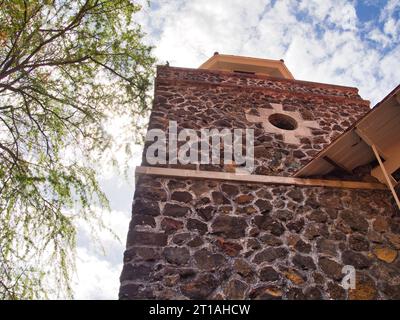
[
  {"xmin": 233, "ymin": 259, "xmax": 254, "ymax": 278},
  {"xmin": 215, "ymin": 238, "xmax": 243, "ymax": 257},
  {"xmin": 249, "ymin": 285, "xmax": 282, "ymax": 300},
  {"xmin": 292, "ymin": 253, "xmax": 316, "ymax": 270},
  {"xmin": 236, "ymin": 194, "xmax": 255, "ymax": 205},
  {"xmin": 349, "ymin": 233, "xmax": 370, "ymax": 251},
  {"xmin": 127, "ymin": 230, "xmax": 167, "ymax": 247},
  {"xmin": 161, "ymin": 217, "xmax": 184, "ymax": 234},
  {"xmin": 196, "ymin": 206, "xmax": 214, "ymax": 221},
  {"xmin": 211, "ymin": 215, "xmax": 247, "ymax": 239},
  {"xmin": 132, "ymin": 199, "xmax": 160, "ymax": 216},
  {"xmin": 342, "ymin": 250, "xmax": 372, "ymax": 269},
  {"xmin": 340, "ymin": 210, "xmax": 369, "ymax": 233},
  {"xmin": 163, "ymin": 247, "xmax": 190, "ymax": 265},
  {"xmin": 318, "ymin": 257, "xmax": 342, "ymax": 280},
  {"xmin": 373, "ymin": 217, "xmax": 389, "ymax": 233},
  {"xmin": 171, "ymin": 191, "xmax": 193, "ymax": 203},
  {"xmin": 259, "ymin": 266, "xmax": 280, "ymax": 282},
  {"xmin": 193, "ymin": 248, "xmax": 226, "ymax": 271},
  {"xmin": 349, "ymin": 274, "xmax": 377, "ymax": 300},
  {"xmin": 386, "ymin": 233, "xmax": 400, "ymax": 249},
  {"xmin": 131, "ymin": 214, "xmax": 156, "ymax": 228},
  {"xmin": 327, "ymin": 281, "xmax": 346, "ymax": 300},
  {"xmin": 373, "ymin": 247, "xmax": 398, "ymax": 263},
  {"xmin": 284, "ymin": 270, "xmax": 305, "ymax": 285},
  {"xmin": 224, "ymin": 279, "xmax": 248, "ymax": 299},
  {"xmin": 253, "ymin": 247, "xmax": 288, "ymax": 264},
  {"xmin": 187, "ymin": 218, "xmax": 208, "ymax": 235},
  {"xmin": 163, "ymin": 203, "xmax": 190, "ymax": 217},
  {"xmin": 120, "ymin": 263, "xmax": 152, "ymax": 282},
  {"xmin": 180, "ymin": 273, "xmax": 217, "ymax": 299},
  {"xmin": 254, "ymin": 215, "xmax": 285, "ymax": 236},
  {"xmin": 221, "ymin": 183, "xmax": 240, "ymax": 197}
]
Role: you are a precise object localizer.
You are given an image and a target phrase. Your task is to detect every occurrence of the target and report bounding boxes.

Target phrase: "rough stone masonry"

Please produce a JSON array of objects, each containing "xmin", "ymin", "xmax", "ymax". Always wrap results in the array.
[{"xmin": 119, "ymin": 65, "xmax": 400, "ymax": 300}]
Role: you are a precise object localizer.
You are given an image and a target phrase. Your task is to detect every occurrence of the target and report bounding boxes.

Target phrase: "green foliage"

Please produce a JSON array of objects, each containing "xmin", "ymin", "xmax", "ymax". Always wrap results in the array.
[{"xmin": 0, "ymin": 0, "xmax": 155, "ymax": 299}]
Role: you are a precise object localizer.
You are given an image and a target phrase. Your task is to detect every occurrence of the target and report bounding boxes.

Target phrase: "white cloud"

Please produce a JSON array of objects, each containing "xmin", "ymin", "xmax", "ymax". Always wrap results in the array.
[
  {"xmin": 135, "ymin": 0, "xmax": 399, "ymax": 104},
  {"xmin": 70, "ymin": 143, "xmax": 142, "ymax": 299},
  {"xmin": 72, "ymin": 246, "xmax": 122, "ymax": 300},
  {"xmin": 72, "ymin": 208, "xmax": 131, "ymax": 299}
]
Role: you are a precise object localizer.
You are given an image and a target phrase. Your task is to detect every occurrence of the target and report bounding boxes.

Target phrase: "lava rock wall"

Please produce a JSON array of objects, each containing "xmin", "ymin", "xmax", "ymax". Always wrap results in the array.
[{"xmin": 119, "ymin": 66, "xmax": 399, "ymax": 299}]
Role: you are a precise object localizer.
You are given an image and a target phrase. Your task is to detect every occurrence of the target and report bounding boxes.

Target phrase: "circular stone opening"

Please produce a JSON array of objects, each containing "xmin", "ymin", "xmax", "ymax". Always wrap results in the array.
[{"xmin": 268, "ymin": 113, "xmax": 298, "ymax": 130}]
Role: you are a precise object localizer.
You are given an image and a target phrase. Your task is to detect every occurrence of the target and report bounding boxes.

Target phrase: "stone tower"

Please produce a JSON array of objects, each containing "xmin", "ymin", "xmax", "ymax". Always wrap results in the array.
[{"xmin": 119, "ymin": 54, "xmax": 400, "ymax": 300}]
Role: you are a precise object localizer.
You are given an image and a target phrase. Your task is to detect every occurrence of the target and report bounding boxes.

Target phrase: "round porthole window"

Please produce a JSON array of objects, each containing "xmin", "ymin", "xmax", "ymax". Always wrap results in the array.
[{"xmin": 268, "ymin": 113, "xmax": 298, "ymax": 131}]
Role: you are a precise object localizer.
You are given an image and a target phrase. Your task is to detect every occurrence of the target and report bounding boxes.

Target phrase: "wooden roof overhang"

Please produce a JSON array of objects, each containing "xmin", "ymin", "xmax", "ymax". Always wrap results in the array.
[{"xmin": 294, "ymin": 84, "xmax": 400, "ymax": 208}]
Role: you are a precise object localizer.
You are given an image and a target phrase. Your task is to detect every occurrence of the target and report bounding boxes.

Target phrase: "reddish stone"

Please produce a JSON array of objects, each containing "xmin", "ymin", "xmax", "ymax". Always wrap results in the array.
[
  {"xmin": 161, "ymin": 217, "xmax": 183, "ymax": 234},
  {"xmin": 236, "ymin": 194, "xmax": 255, "ymax": 204},
  {"xmin": 216, "ymin": 238, "xmax": 243, "ymax": 257},
  {"xmin": 233, "ymin": 259, "xmax": 253, "ymax": 277},
  {"xmin": 180, "ymin": 273, "xmax": 217, "ymax": 299}
]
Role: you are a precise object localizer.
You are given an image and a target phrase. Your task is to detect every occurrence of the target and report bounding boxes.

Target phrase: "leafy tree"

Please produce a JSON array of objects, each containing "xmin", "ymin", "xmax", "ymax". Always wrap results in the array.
[{"xmin": 0, "ymin": 0, "xmax": 154, "ymax": 299}]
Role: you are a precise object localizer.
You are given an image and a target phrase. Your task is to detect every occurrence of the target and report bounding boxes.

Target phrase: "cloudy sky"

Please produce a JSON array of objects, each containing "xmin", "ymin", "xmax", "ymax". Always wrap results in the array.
[{"xmin": 71, "ymin": 0, "xmax": 400, "ymax": 299}]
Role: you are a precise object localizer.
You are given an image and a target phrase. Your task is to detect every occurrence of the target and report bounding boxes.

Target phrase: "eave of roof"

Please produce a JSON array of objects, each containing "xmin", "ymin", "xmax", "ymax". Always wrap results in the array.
[{"xmin": 294, "ymin": 84, "xmax": 400, "ymax": 178}]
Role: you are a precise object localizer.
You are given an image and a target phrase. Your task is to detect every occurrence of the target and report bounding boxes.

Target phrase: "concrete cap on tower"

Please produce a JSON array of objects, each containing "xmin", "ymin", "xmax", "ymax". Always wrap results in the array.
[{"xmin": 199, "ymin": 54, "xmax": 294, "ymax": 79}]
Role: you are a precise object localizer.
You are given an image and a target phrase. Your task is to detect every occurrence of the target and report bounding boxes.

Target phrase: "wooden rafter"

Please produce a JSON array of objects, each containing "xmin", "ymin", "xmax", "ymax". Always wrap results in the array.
[
  {"xmin": 371, "ymin": 144, "xmax": 400, "ymax": 210},
  {"xmin": 322, "ymin": 156, "xmax": 353, "ymax": 175},
  {"xmin": 355, "ymin": 128, "xmax": 388, "ymax": 160}
]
